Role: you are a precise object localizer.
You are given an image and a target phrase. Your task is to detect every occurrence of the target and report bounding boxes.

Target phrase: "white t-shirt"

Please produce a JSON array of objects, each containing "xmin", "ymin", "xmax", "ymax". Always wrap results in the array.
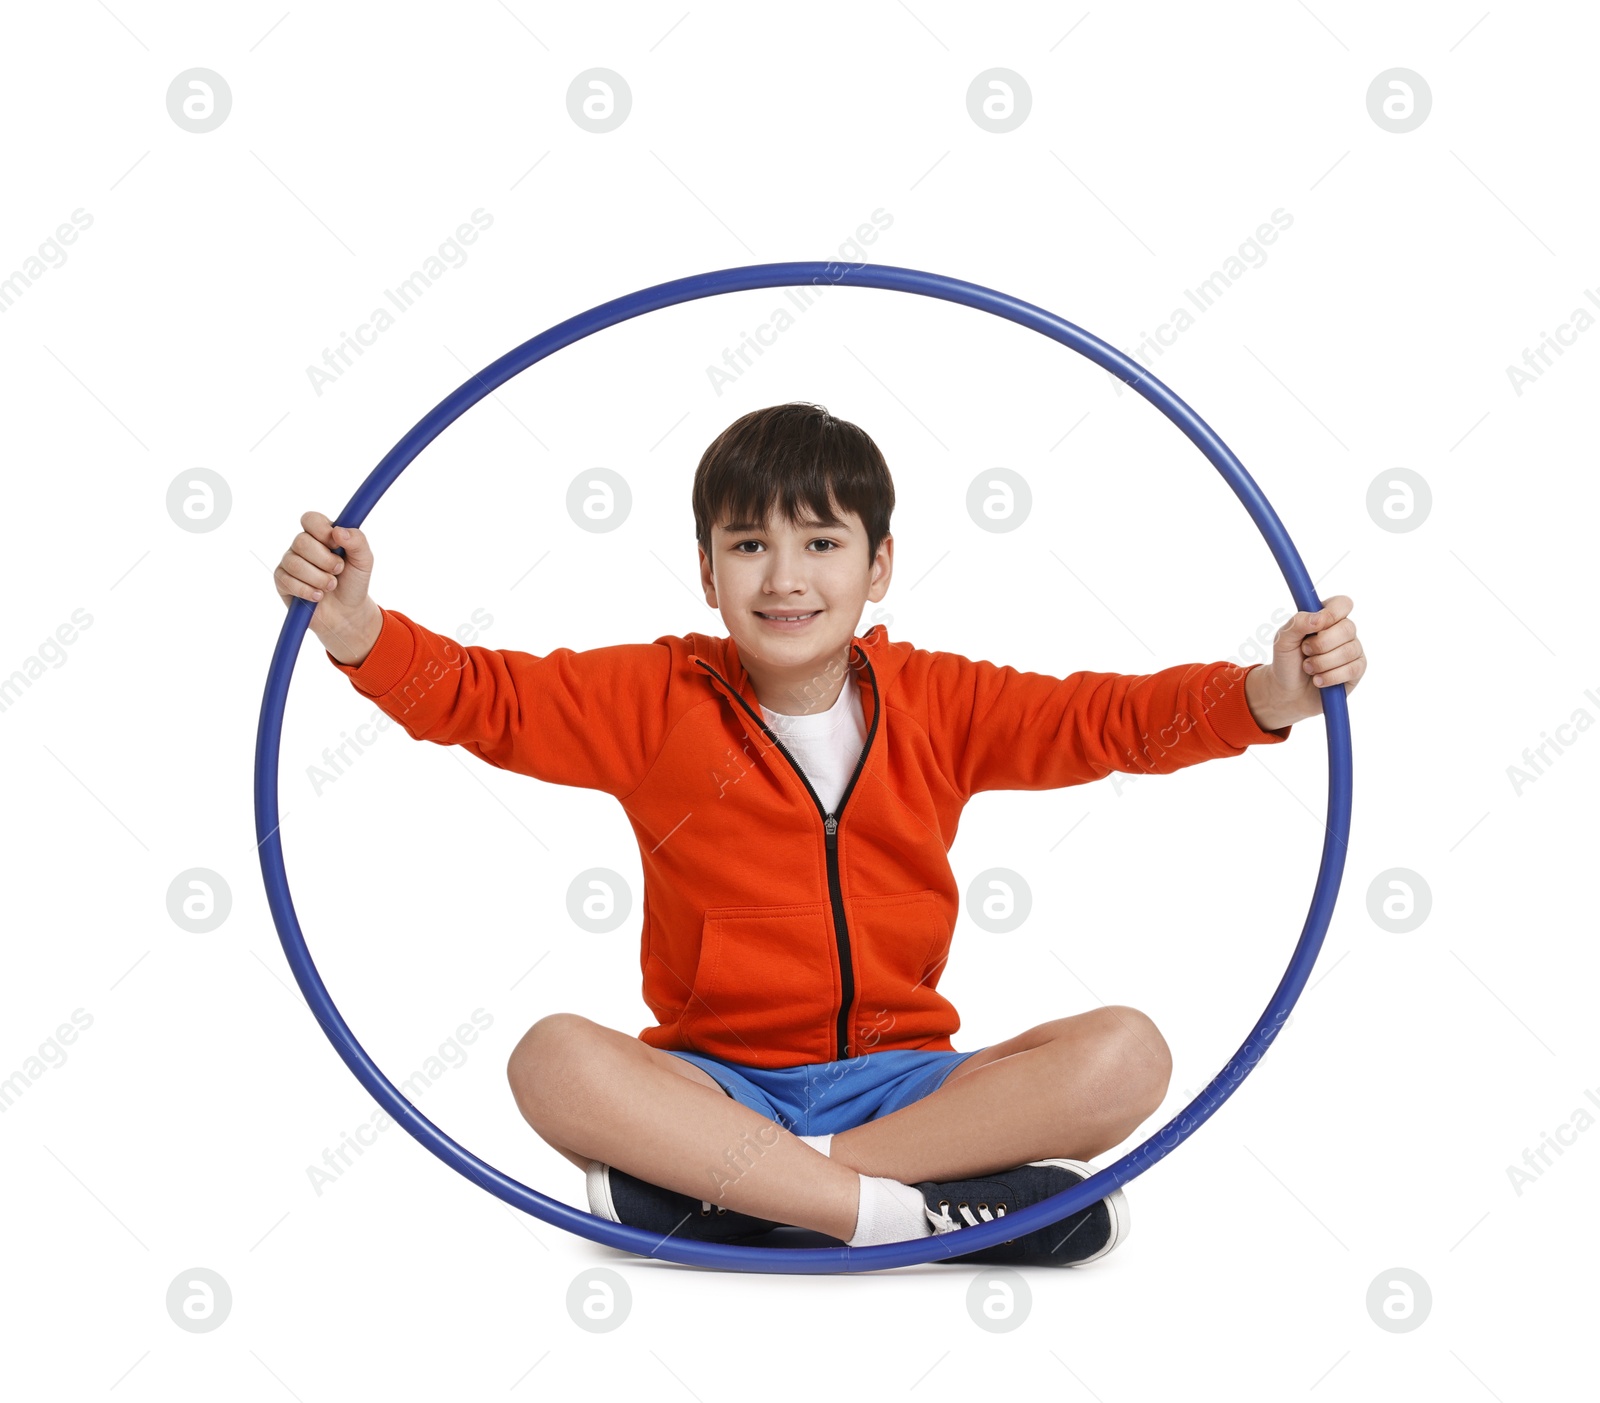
[{"xmin": 760, "ymin": 675, "xmax": 867, "ymax": 816}]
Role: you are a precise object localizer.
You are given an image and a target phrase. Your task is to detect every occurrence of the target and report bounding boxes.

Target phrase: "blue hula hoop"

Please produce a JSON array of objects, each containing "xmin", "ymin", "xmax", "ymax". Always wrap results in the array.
[{"xmin": 254, "ymin": 261, "xmax": 1352, "ymax": 1273}]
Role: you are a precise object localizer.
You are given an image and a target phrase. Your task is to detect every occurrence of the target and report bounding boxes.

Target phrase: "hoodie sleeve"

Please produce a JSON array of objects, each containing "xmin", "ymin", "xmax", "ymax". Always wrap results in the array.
[
  {"xmin": 927, "ymin": 652, "xmax": 1291, "ymax": 797},
  {"xmin": 325, "ymin": 607, "xmax": 672, "ymax": 798}
]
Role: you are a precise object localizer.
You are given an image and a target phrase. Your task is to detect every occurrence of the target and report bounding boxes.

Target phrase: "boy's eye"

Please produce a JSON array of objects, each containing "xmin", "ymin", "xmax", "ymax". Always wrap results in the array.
[{"xmin": 733, "ymin": 539, "xmax": 837, "ymax": 553}]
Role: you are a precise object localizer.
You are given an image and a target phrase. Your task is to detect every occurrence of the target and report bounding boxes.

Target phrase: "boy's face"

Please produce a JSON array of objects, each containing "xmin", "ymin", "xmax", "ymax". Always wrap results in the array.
[{"xmin": 698, "ymin": 501, "xmax": 892, "ymax": 713}]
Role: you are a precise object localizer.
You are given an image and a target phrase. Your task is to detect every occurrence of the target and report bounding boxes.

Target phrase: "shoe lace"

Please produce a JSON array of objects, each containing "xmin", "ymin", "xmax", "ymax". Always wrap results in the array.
[{"xmin": 925, "ymin": 1198, "xmax": 1007, "ymax": 1234}]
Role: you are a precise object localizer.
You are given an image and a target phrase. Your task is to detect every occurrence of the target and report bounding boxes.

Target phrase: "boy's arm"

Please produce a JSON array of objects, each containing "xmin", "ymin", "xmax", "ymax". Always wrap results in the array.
[
  {"xmin": 928, "ymin": 653, "xmax": 1289, "ymax": 797},
  {"xmin": 325, "ymin": 606, "xmax": 672, "ymax": 798}
]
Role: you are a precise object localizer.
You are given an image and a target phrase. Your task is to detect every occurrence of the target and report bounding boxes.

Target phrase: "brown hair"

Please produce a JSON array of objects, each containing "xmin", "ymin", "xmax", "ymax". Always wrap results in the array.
[{"xmin": 692, "ymin": 402, "xmax": 895, "ymax": 566}]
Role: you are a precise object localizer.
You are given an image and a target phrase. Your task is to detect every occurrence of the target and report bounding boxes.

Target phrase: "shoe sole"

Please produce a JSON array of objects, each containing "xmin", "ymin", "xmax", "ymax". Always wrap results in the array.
[
  {"xmin": 586, "ymin": 1160, "xmax": 620, "ymax": 1221},
  {"xmin": 1030, "ymin": 1158, "xmax": 1130, "ymax": 1266}
]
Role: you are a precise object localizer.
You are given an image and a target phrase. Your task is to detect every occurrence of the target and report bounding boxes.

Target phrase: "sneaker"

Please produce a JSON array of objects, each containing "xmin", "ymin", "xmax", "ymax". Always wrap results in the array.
[
  {"xmin": 585, "ymin": 1161, "xmax": 782, "ymax": 1243},
  {"xmin": 915, "ymin": 1158, "xmax": 1130, "ymax": 1267}
]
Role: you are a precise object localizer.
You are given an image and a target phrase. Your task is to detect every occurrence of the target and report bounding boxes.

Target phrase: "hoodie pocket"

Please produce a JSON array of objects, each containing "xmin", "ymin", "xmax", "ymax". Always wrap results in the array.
[
  {"xmin": 682, "ymin": 900, "xmax": 838, "ymax": 1066},
  {"xmin": 844, "ymin": 889, "xmax": 955, "ymax": 1052}
]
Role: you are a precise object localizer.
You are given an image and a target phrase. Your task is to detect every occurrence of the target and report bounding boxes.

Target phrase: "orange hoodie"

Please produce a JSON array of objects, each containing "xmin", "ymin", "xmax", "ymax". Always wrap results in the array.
[{"xmin": 328, "ymin": 609, "xmax": 1290, "ymax": 1069}]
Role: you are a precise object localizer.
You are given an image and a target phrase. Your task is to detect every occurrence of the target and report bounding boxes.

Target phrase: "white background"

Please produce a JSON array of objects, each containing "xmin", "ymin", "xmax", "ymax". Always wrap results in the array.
[{"xmin": 1, "ymin": 1, "xmax": 1594, "ymax": 1398}]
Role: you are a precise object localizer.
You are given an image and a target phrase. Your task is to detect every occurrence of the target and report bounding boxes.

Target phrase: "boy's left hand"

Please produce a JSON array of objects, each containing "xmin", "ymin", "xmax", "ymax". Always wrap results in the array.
[{"xmin": 1248, "ymin": 595, "xmax": 1367, "ymax": 728}]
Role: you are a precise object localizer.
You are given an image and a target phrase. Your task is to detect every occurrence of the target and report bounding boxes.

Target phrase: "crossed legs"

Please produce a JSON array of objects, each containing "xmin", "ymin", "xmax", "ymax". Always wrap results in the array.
[{"xmin": 505, "ymin": 1006, "xmax": 1172, "ymax": 1243}]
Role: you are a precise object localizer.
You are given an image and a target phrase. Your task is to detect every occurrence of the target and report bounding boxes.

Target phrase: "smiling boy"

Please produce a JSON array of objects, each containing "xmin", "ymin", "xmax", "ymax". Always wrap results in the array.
[{"xmin": 278, "ymin": 401, "xmax": 1365, "ymax": 1266}]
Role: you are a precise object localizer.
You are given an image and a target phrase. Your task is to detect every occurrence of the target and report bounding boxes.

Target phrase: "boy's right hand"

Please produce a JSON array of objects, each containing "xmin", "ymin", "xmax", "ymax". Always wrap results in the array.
[{"xmin": 275, "ymin": 511, "xmax": 382, "ymax": 665}]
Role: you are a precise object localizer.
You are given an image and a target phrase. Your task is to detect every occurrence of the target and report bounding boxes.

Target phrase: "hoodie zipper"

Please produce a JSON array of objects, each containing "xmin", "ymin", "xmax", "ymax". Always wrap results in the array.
[{"xmin": 695, "ymin": 649, "xmax": 882, "ymax": 1061}]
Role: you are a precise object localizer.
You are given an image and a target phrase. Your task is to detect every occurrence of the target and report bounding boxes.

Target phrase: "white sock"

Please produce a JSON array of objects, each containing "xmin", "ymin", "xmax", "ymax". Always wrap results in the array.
[
  {"xmin": 847, "ymin": 1174, "xmax": 933, "ymax": 1246},
  {"xmin": 798, "ymin": 1133, "xmax": 833, "ymax": 1157}
]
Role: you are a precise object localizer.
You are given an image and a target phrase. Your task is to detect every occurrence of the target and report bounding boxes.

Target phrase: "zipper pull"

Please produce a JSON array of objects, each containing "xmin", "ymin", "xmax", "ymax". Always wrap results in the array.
[{"xmin": 824, "ymin": 813, "xmax": 838, "ymax": 843}]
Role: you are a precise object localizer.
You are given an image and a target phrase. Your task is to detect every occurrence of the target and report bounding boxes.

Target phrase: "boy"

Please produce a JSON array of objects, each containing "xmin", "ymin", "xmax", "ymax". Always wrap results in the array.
[{"xmin": 275, "ymin": 402, "xmax": 1365, "ymax": 1266}]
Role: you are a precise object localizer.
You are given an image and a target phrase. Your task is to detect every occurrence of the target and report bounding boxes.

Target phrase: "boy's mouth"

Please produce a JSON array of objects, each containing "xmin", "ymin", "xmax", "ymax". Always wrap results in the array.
[{"xmin": 755, "ymin": 610, "xmax": 821, "ymax": 629}]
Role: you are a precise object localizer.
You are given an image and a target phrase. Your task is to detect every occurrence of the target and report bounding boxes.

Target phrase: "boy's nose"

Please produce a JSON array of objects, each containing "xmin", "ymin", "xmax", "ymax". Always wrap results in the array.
[{"xmin": 763, "ymin": 564, "xmax": 810, "ymax": 590}]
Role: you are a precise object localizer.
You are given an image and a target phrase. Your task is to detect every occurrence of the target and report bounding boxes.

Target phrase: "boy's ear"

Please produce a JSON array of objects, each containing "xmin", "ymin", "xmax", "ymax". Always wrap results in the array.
[
  {"xmin": 868, "ymin": 533, "xmax": 894, "ymax": 598},
  {"xmin": 697, "ymin": 543, "xmax": 718, "ymax": 605}
]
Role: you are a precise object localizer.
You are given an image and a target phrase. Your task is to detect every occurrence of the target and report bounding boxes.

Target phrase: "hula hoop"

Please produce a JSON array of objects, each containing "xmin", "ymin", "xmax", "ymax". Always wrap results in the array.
[{"xmin": 255, "ymin": 261, "xmax": 1352, "ymax": 1273}]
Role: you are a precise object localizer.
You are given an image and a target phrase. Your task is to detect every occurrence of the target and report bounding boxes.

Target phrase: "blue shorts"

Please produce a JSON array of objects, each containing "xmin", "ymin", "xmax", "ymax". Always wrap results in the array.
[{"xmin": 662, "ymin": 1046, "xmax": 986, "ymax": 1137}]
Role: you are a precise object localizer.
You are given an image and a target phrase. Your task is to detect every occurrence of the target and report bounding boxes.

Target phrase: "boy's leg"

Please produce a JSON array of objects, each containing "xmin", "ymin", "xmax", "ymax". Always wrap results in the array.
[
  {"xmin": 506, "ymin": 1013, "xmax": 861, "ymax": 1241},
  {"xmin": 534, "ymin": 1052, "xmax": 731, "ymax": 1173},
  {"xmin": 830, "ymin": 1005, "xmax": 1173, "ymax": 1185}
]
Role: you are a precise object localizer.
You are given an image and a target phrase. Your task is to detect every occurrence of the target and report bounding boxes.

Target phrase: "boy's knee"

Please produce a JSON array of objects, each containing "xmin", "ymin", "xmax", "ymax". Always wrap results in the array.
[
  {"xmin": 505, "ymin": 1012, "xmax": 595, "ymax": 1101},
  {"xmin": 1092, "ymin": 1005, "xmax": 1173, "ymax": 1102}
]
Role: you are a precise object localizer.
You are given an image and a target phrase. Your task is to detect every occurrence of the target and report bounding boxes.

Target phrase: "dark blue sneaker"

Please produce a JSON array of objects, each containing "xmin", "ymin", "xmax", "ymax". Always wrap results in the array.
[
  {"xmin": 915, "ymin": 1158, "xmax": 1130, "ymax": 1266},
  {"xmin": 586, "ymin": 1161, "xmax": 782, "ymax": 1243}
]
